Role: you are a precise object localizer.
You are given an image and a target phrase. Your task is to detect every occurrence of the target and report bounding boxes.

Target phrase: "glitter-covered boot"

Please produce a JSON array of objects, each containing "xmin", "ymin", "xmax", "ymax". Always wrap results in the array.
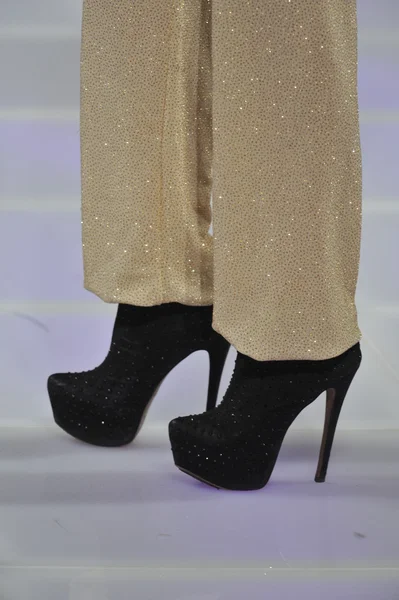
[
  {"xmin": 169, "ymin": 343, "xmax": 362, "ymax": 490},
  {"xmin": 48, "ymin": 303, "xmax": 229, "ymax": 446}
]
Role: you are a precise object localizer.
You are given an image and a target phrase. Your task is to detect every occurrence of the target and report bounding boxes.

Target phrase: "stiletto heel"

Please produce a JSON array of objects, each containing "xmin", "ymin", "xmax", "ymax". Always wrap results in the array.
[
  {"xmin": 315, "ymin": 373, "xmax": 357, "ymax": 483},
  {"xmin": 206, "ymin": 335, "xmax": 230, "ymax": 411},
  {"xmin": 169, "ymin": 343, "xmax": 362, "ymax": 490}
]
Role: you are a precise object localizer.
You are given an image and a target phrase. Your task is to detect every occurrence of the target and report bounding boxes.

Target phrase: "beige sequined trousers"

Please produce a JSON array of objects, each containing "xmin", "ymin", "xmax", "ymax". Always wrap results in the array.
[{"xmin": 81, "ymin": 0, "xmax": 362, "ymax": 361}]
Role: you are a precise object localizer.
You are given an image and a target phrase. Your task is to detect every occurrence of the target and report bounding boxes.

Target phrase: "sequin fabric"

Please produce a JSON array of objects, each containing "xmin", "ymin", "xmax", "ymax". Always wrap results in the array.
[
  {"xmin": 81, "ymin": 1, "xmax": 214, "ymax": 306},
  {"xmin": 48, "ymin": 303, "xmax": 229, "ymax": 446},
  {"xmin": 169, "ymin": 343, "xmax": 362, "ymax": 490},
  {"xmin": 81, "ymin": 0, "xmax": 362, "ymax": 361}
]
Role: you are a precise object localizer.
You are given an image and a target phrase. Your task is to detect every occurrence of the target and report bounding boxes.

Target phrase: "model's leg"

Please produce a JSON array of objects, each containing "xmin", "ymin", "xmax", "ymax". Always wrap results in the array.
[
  {"xmin": 81, "ymin": 0, "xmax": 213, "ymax": 305},
  {"xmin": 48, "ymin": 1, "xmax": 230, "ymax": 446},
  {"xmin": 170, "ymin": 0, "xmax": 363, "ymax": 489},
  {"xmin": 211, "ymin": 0, "xmax": 362, "ymax": 361}
]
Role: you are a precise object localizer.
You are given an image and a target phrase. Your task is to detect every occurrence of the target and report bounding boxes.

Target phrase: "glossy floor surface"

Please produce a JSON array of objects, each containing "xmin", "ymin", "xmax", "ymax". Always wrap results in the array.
[{"xmin": 1, "ymin": 426, "xmax": 398, "ymax": 599}]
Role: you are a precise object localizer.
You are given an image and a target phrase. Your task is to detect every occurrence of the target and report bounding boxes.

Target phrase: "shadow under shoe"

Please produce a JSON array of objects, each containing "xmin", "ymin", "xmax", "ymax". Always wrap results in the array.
[
  {"xmin": 169, "ymin": 343, "xmax": 362, "ymax": 490},
  {"xmin": 48, "ymin": 303, "xmax": 229, "ymax": 447}
]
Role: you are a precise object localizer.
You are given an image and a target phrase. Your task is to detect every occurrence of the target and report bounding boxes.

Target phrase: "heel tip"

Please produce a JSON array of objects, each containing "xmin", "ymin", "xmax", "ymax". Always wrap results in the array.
[{"xmin": 315, "ymin": 475, "xmax": 326, "ymax": 483}]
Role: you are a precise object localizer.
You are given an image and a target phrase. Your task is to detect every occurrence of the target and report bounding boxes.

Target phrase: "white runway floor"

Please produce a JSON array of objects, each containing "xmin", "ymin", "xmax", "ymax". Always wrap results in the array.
[{"xmin": 1, "ymin": 426, "xmax": 398, "ymax": 599}]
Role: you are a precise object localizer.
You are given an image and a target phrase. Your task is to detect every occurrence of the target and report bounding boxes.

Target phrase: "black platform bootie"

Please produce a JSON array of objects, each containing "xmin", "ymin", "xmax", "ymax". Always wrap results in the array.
[
  {"xmin": 48, "ymin": 303, "xmax": 230, "ymax": 446},
  {"xmin": 169, "ymin": 343, "xmax": 362, "ymax": 490}
]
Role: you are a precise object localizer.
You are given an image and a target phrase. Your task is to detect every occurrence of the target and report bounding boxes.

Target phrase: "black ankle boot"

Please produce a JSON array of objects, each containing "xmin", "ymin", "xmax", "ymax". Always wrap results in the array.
[
  {"xmin": 169, "ymin": 343, "xmax": 362, "ymax": 490},
  {"xmin": 48, "ymin": 303, "xmax": 230, "ymax": 446}
]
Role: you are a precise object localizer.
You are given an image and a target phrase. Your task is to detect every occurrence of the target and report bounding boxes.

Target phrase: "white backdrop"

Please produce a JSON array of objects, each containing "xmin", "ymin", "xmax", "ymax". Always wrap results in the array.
[{"xmin": 0, "ymin": 0, "xmax": 398, "ymax": 429}]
